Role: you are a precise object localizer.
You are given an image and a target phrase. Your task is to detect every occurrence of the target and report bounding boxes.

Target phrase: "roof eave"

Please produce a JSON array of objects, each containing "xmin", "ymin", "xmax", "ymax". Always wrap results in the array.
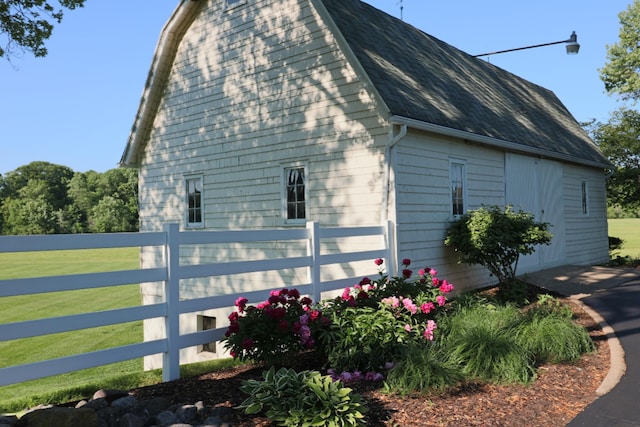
[
  {"xmin": 390, "ymin": 115, "xmax": 612, "ymax": 170},
  {"xmin": 120, "ymin": 0, "xmax": 202, "ymax": 168}
]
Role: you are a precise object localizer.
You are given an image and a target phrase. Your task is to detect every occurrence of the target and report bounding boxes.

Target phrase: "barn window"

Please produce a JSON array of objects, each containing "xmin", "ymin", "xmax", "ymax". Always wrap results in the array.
[
  {"xmin": 186, "ymin": 176, "xmax": 203, "ymax": 227},
  {"xmin": 581, "ymin": 180, "xmax": 589, "ymax": 216},
  {"xmin": 197, "ymin": 315, "xmax": 217, "ymax": 354},
  {"xmin": 450, "ymin": 161, "xmax": 466, "ymax": 217},
  {"xmin": 284, "ymin": 166, "xmax": 306, "ymax": 223},
  {"xmin": 226, "ymin": 0, "xmax": 246, "ymax": 9}
]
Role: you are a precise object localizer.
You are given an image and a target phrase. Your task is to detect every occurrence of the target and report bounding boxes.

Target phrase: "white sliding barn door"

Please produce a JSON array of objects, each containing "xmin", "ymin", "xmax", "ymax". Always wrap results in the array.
[{"xmin": 505, "ymin": 153, "xmax": 566, "ymax": 272}]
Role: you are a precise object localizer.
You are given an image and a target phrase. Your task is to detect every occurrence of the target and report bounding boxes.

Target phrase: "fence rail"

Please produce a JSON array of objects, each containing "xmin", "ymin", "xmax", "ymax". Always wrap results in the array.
[{"xmin": 0, "ymin": 221, "xmax": 394, "ymax": 387}]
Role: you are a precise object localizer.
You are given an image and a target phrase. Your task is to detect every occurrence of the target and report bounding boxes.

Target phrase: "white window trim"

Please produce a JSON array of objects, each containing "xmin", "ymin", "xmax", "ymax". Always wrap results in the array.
[
  {"xmin": 581, "ymin": 179, "xmax": 590, "ymax": 217},
  {"xmin": 449, "ymin": 159, "xmax": 467, "ymax": 218},
  {"xmin": 282, "ymin": 163, "xmax": 308, "ymax": 226},
  {"xmin": 185, "ymin": 174, "xmax": 204, "ymax": 228},
  {"xmin": 225, "ymin": 0, "xmax": 247, "ymax": 11}
]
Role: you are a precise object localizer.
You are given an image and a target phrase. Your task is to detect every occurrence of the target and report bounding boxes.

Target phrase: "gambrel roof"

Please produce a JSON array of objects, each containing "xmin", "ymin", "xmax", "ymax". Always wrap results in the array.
[{"xmin": 121, "ymin": 0, "xmax": 610, "ymax": 169}]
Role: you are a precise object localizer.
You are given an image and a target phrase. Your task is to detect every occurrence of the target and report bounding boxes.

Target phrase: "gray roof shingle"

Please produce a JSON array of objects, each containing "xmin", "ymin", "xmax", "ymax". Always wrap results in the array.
[{"xmin": 321, "ymin": 0, "xmax": 610, "ymax": 167}]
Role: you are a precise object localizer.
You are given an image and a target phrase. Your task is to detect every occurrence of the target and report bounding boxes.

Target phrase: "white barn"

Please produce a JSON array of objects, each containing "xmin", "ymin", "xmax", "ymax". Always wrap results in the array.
[{"xmin": 121, "ymin": 0, "xmax": 611, "ymax": 367}]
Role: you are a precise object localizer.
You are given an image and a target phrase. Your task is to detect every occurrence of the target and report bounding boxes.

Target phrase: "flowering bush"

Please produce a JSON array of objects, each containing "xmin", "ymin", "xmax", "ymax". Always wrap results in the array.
[
  {"xmin": 316, "ymin": 258, "xmax": 454, "ymax": 373},
  {"xmin": 222, "ymin": 288, "xmax": 331, "ymax": 366}
]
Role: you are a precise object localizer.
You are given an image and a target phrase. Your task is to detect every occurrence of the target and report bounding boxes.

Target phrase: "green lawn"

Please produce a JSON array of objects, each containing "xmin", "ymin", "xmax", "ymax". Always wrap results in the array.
[
  {"xmin": 0, "ymin": 247, "xmax": 144, "ymax": 411},
  {"xmin": 608, "ymin": 218, "xmax": 640, "ymax": 259}
]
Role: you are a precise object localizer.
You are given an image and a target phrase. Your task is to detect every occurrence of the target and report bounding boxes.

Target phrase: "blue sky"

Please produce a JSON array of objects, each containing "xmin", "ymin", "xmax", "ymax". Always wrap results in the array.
[{"xmin": 0, "ymin": 0, "xmax": 632, "ymax": 175}]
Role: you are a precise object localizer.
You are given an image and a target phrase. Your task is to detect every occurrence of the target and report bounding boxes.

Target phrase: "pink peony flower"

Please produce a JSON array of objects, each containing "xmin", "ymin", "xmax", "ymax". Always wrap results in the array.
[
  {"xmin": 420, "ymin": 302, "xmax": 435, "ymax": 314},
  {"xmin": 439, "ymin": 280, "xmax": 455, "ymax": 293},
  {"xmin": 436, "ymin": 295, "xmax": 446, "ymax": 306},
  {"xmin": 403, "ymin": 297, "xmax": 418, "ymax": 314}
]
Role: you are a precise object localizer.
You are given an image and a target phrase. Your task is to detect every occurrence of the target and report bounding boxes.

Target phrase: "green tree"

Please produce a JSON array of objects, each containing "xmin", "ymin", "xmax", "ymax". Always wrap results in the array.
[
  {"xmin": 585, "ymin": 109, "xmax": 640, "ymax": 212},
  {"xmin": 600, "ymin": 0, "xmax": 640, "ymax": 101},
  {"xmin": 0, "ymin": 162, "xmax": 138, "ymax": 235},
  {"xmin": 444, "ymin": 205, "xmax": 552, "ymax": 291},
  {"xmin": 0, "ymin": 0, "xmax": 85, "ymax": 60}
]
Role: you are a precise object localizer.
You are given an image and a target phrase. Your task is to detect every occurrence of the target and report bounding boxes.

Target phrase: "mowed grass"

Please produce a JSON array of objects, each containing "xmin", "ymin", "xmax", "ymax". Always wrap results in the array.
[
  {"xmin": 0, "ymin": 247, "xmax": 145, "ymax": 411},
  {"xmin": 608, "ymin": 218, "xmax": 640, "ymax": 259}
]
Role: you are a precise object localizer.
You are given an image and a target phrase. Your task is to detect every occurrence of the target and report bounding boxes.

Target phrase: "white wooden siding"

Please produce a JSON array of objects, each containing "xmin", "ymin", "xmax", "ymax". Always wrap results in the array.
[
  {"xmin": 393, "ymin": 130, "xmax": 505, "ymax": 291},
  {"xmin": 137, "ymin": 0, "xmax": 392, "ymax": 366},
  {"xmin": 563, "ymin": 164, "xmax": 609, "ymax": 265}
]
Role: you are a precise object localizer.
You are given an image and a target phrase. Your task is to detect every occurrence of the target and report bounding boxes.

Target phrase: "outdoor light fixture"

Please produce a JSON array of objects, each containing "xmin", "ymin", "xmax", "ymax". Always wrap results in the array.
[{"xmin": 473, "ymin": 31, "xmax": 580, "ymax": 58}]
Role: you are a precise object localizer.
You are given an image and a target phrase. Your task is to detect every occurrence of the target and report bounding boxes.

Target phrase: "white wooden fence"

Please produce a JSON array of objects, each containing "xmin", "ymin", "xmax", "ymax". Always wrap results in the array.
[{"xmin": 0, "ymin": 221, "xmax": 394, "ymax": 387}]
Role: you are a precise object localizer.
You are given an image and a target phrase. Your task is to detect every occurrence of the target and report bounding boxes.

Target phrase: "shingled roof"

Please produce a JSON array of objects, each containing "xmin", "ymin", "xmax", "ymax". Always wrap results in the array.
[{"xmin": 321, "ymin": 0, "xmax": 610, "ymax": 168}]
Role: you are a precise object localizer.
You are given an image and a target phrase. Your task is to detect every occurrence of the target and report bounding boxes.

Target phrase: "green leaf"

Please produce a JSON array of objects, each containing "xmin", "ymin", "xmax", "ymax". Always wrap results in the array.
[{"xmin": 244, "ymin": 402, "xmax": 263, "ymax": 414}]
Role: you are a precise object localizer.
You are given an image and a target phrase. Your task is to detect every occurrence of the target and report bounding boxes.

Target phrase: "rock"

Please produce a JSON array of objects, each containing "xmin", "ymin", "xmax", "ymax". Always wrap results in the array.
[
  {"xmin": 14, "ymin": 390, "xmax": 237, "ymax": 426},
  {"xmin": 20, "ymin": 407, "xmax": 98, "ymax": 427}
]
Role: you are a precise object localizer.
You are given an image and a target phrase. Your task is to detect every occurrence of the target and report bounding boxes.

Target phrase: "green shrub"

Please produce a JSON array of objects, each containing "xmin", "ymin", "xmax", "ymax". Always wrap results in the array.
[
  {"xmin": 222, "ymin": 288, "xmax": 332, "ymax": 366},
  {"xmin": 238, "ymin": 367, "xmax": 367, "ymax": 427},
  {"xmin": 319, "ymin": 306, "xmax": 413, "ymax": 373},
  {"xmin": 316, "ymin": 259, "xmax": 453, "ymax": 373},
  {"xmin": 445, "ymin": 205, "xmax": 552, "ymax": 296}
]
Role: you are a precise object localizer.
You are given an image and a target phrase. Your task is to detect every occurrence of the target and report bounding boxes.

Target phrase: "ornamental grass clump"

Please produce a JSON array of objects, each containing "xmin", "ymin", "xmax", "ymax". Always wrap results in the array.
[
  {"xmin": 222, "ymin": 288, "xmax": 331, "ymax": 366},
  {"xmin": 515, "ymin": 296, "xmax": 595, "ymax": 364},
  {"xmin": 438, "ymin": 303, "xmax": 536, "ymax": 384}
]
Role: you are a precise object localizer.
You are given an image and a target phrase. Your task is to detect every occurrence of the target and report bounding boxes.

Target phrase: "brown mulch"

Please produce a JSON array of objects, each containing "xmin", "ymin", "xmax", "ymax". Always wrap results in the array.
[{"xmin": 130, "ymin": 287, "xmax": 610, "ymax": 427}]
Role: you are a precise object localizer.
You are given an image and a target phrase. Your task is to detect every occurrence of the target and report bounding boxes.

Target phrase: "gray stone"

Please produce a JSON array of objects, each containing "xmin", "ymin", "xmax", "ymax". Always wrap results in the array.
[
  {"xmin": 154, "ymin": 410, "xmax": 177, "ymax": 427},
  {"xmin": 111, "ymin": 396, "xmax": 142, "ymax": 416},
  {"xmin": 175, "ymin": 404, "xmax": 198, "ymax": 423},
  {"xmin": 92, "ymin": 389, "xmax": 130, "ymax": 404},
  {"xmin": 0, "ymin": 415, "xmax": 18, "ymax": 426},
  {"xmin": 81, "ymin": 397, "xmax": 109, "ymax": 411},
  {"xmin": 95, "ymin": 406, "xmax": 118, "ymax": 427},
  {"xmin": 117, "ymin": 412, "xmax": 146, "ymax": 427},
  {"xmin": 141, "ymin": 396, "xmax": 171, "ymax": 417},
  {"xmin": 21, "ymin": 407, "xmax": 99, "ymax": 427}
]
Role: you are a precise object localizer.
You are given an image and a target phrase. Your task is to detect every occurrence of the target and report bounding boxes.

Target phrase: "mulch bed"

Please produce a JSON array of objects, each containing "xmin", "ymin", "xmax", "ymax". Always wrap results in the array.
[{"xmin": 130, "ymin": 286, "xmax": 609, "ymax": 426}]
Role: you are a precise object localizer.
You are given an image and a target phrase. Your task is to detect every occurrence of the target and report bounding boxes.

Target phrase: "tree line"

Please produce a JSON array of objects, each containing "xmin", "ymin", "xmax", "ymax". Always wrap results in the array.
[{"xmin": 0, "ymin": 161, "xmax": 138, "ymax": 235}]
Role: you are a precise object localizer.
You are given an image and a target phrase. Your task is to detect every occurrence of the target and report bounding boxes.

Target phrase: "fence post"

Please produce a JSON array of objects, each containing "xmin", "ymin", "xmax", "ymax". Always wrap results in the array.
[
  {"xmin": 385, "ymin": 220, "xmax": 397, "ymax": 277},
  {"xmin": 163, "ymin": 223, "xmax": 180, "ymax": 382},
  {"xmin": 306, "ymin": 221, "xmax": 321, "ymax": 303}
]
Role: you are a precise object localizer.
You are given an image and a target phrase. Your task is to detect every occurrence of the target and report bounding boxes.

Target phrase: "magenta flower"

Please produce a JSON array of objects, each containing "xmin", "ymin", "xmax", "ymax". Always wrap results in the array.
[
  {"xmin": 429, "ymin": 268, "xmax": 438, "ymax": 276},
  {"xmin": 241, "ymin": 337, "xmax": 254, "ymax": 349},
  {"xmin": 374, "ymin": 258, "xmax": 384, "ymax": 266},
  {"xmin": 436, "ymin": 295, "xmax": 446, "ymax": 306},
  {"xmin": 418, "ymin": 269, "xmax": 425, "ymax": 276},
  {"xmin": 235, "ymin": 297, "xmax": 248, "ymax": 311},
  {"xmin": 439, "ymin": 280, "xmax": 455, "ymax": 293},
  {"xmin": 288, "ymin": 289, "xmax": 301, "ymax": 299},
  {"xmin": 402, "ymin": 258, "xmax": 411, "ymax": 266},
  {"xmin": 420, "ymin": 302, "xmax": 435, "ymax": 314},
  {"xmin": 402, "ymin": 269, "xmax": 413, "ymax": 278}
]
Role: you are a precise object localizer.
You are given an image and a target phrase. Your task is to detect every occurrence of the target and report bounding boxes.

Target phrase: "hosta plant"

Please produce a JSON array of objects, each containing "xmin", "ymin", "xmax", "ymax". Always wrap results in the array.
[{"xmin": 238, "ymin": 366, "xmax": 367, "ymax": 427}]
